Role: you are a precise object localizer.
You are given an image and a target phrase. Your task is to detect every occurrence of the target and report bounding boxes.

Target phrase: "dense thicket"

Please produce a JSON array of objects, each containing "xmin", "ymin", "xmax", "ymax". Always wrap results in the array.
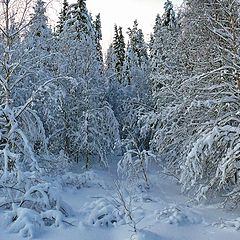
[{"xmin": 1, "ymin": 0, "xmax": 240, "ymax": 234}]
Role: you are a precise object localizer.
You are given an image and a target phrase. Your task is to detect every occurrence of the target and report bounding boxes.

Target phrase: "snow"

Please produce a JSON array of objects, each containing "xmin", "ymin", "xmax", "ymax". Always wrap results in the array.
[
  {"xmin": 4, "ymin": 206, "xmax": 43, "ymax": 239},
  {"xmin": 155, "ymin": 205, "xmax": 203, "ymax": 226},
  {"xmin": 1, "ymin": 167, "xmax": 240, "ymax": 240}
]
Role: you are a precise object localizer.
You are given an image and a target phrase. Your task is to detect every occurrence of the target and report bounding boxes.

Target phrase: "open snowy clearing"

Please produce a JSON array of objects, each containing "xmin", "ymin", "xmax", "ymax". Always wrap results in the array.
[{"xmin": 1, "ymin": 165, "xmax": 240, "ymax": 240}]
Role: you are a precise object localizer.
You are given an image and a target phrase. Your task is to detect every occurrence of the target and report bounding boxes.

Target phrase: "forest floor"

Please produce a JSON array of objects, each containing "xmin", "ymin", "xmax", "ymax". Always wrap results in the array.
[{"xmin": 1, "ymin": 160, "xmax": 240, "ymax": 240}]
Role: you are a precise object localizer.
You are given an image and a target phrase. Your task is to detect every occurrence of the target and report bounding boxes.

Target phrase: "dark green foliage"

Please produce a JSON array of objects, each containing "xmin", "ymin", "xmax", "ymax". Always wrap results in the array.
[
  {"xmin": 56, "ymin": 0, "xmax": 69, "ymax": 35},
  {"xmin": 112, "ymin": 25, "xmax": 126, "ymax": 82},
  {"xmin": 94, "ymin": 13, "xmax": 103, "ymax": 64}
]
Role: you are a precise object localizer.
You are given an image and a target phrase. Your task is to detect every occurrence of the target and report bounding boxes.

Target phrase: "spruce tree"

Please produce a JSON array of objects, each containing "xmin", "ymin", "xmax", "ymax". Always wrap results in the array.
[
  {"xmin": 145, "ymin": 1, "xmax": 184, "ymax": 177},
  {"xmin": 93, "ymin": 13, "xmax": 103, "ymax": 64},
  {"xmin": 124, "ymin": 20, "xmax": 149, "ymax": 86},
  {"xmin": 127, "ymin": 20, "xmax": 149, "ymax": 70},
  {"xmin": 72, "ymin": 0, "xmax": 94, "ymax": 37},
  {"xmin": 27, "ymin": 0, "xmax": 52, "ymax": 47},
  {"xmin": 162, "ymin": 0, "xmax": 177, "ymax": 29},
  {"xmin": 111, "ymin": 25, "xmax": 126, "ymax": 83},
  {"xmin": 118, "ymin": 27, "xmax": 126, "ymax": 72},
  {"xmin": 149, "ymin": 1, "xmax": 180, "ymax": 98},
  {"xmin": 56, "ymin": 0, "xmax": 69, "ymax": 35},
  {"xmin": 115, "ymin": 21, "xmax": 151, "ymax": 152},
  {"xmin": 21, "ymin": 0, "xmax": 54, "ymax": 131}
]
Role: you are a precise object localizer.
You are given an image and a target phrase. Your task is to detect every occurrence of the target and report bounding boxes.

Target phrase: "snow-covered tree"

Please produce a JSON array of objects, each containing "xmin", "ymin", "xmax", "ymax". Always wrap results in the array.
[
  {"xmin": 178, "ymin": 0, "xmax": 240, "ymax": 203},
  {"xmin": 118, "ymin": 138, "xmax": 156, "ymax": 188},
  {"xmin": 21, "ymin": 0, "xmax": 53, "ymax": 102},
  {"xmin": 56, "ymin": 0, "xmax": 69, "ymax": 35},
  {"xmin": 146, "ymin": 0, "xmax": 240, "ymax": 206},
  {"xmin": 93, "ymin": 13, "xmax": 103, "ymax": 64},
  {"xmin": 123, "ymin": 20, "xmax": 149, "ymax": 90},
  {"xmin": 54, "ymin": 0, "xmax": 120, "ymax": 168},
  {"xmin": 149, "ymin": 14, "xmax": 162, "ymax": 68},
  {"xmin": 0, "ymin": 0, "xmax": 47, "ymax": 186},
  {"xmin": 110, "ymin": 25, "xmax": 126, "ymax": 83},
  {"xmin": 150, "ymin": 1, "xmax": 179, "ymax": 95},
  {"xmin": 0, "ymin": 1, "xmax": 74, "ymax": 236},
  {"xmin": 143, "ymin": 1, "xmax": 184, "ymax": 172},
  {"xmin": 66, "ymin": 0, "xmax": 94, "ymax": 39},
  {"xmin": 162, "ymin": 0, "xmax": 177, "ymax": 29},
  {"xmin": 127, "ymin": 20, "xmax": 149, "ymax": 69}
]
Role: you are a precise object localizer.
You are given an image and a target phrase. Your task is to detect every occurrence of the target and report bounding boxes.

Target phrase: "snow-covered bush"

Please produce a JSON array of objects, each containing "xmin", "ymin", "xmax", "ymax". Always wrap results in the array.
[
  {"xmin": 41, "ymin": 210, "xmax": 65, "ymax": 227},
  {"xmin": 82, "ymin": 198, "xmax": 126, "ymax": 227},
  {"xmin": 214, "ymin": 217, "xmax": 240, "ymax": 231},
  {"xmin": 59, "ymin": 171, "xmax": 105, "ymax": 189},
  {"xmin": 155, "ymin": 205, "xmax": 202, "ymax": 226},
  {"xmin": 82, "ymin": 184, "xmax": 144, "ymax": 231},
  {"xmin": 112, "ymin": 182, "xmax": 145, "ymax": 232},
  {"xmin": 180, "ymin": 113, "xmax": 240, "ymax": 201},
  {"xmin": 20, "ymin": 183, "xmax": 72, "ymax": 214},
  {"xmin": 118, "ymin": 138, "xmax": 156, "ymax": 189},
  {"xmin": 5, "ymin": 206, "xmax": 43, "ymax": 238},
  {"xmin": 2, "ymin": 182, "xmax": 74, "ymax": 238}
]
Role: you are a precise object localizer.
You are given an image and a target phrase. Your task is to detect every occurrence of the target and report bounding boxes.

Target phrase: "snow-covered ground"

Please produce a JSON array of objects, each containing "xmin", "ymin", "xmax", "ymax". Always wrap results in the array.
[{"xmin": 1, "ymin": 165, "xmax": 240, "ymax": 240}]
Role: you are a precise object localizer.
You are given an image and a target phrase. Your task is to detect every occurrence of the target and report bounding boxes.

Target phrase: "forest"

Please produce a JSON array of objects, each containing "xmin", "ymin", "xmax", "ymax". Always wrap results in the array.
[{"xmin": 1, "ymin": 0, "xmax": 240, "ymax": 239}]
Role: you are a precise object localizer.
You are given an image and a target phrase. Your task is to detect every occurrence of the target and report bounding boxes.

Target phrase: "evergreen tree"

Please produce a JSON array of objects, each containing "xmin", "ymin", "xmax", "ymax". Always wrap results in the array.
[
  {"xmin": 56, "ymin": 0, "xmax": 69, "ymax": 35},
  {"xmin": 29, "ymin": 0, "xmax": 52, "ymax": 40},
  {"xmin": 105, "ymin": 44, "xmax": 115, "ymax": 75},
  {"xmin": 162, "ymin": 0, "xmax": 177, "ymax": 29},
  {"xmin": 117, "ymin": 21, "xmax": 151, "ymax": 150},
  {"xmin": 93, "ymin": 13, "xmax": 103, "ymax": 64},
  {"xmin": 124, "ymin": 20, "xmax": 149, "ymax": 88},
  {"xmin": 112, "ymin": 25, "xmax": 126, "ymax": 83},
  {"xmin": 66, "ymin": 0, "xmax": 94, "ymax": 39},
  {"xmin": 149, "ymin": 14, "xmax": 164, "ymax": 92},
  {"xmin": 149, "ymin": 14, "xmax": 162, "ymax": 61},
  {"xmin": 144, "ymin": 1, "xmax": 184, "ymax": 177},
  {"xmin": 118, "ymin": 27, "xmax": 126, "ymax": 71},
  {"xmin": 149, "ymin": 1, "xmax": 180, "ymax": 100},
  {"xmin": 20, "ymin": 0, "xmax": 56, "ymax": 146},
  {"xmin": 127, "ymin": 20, "xmax": 149, "ymax": 68}
]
